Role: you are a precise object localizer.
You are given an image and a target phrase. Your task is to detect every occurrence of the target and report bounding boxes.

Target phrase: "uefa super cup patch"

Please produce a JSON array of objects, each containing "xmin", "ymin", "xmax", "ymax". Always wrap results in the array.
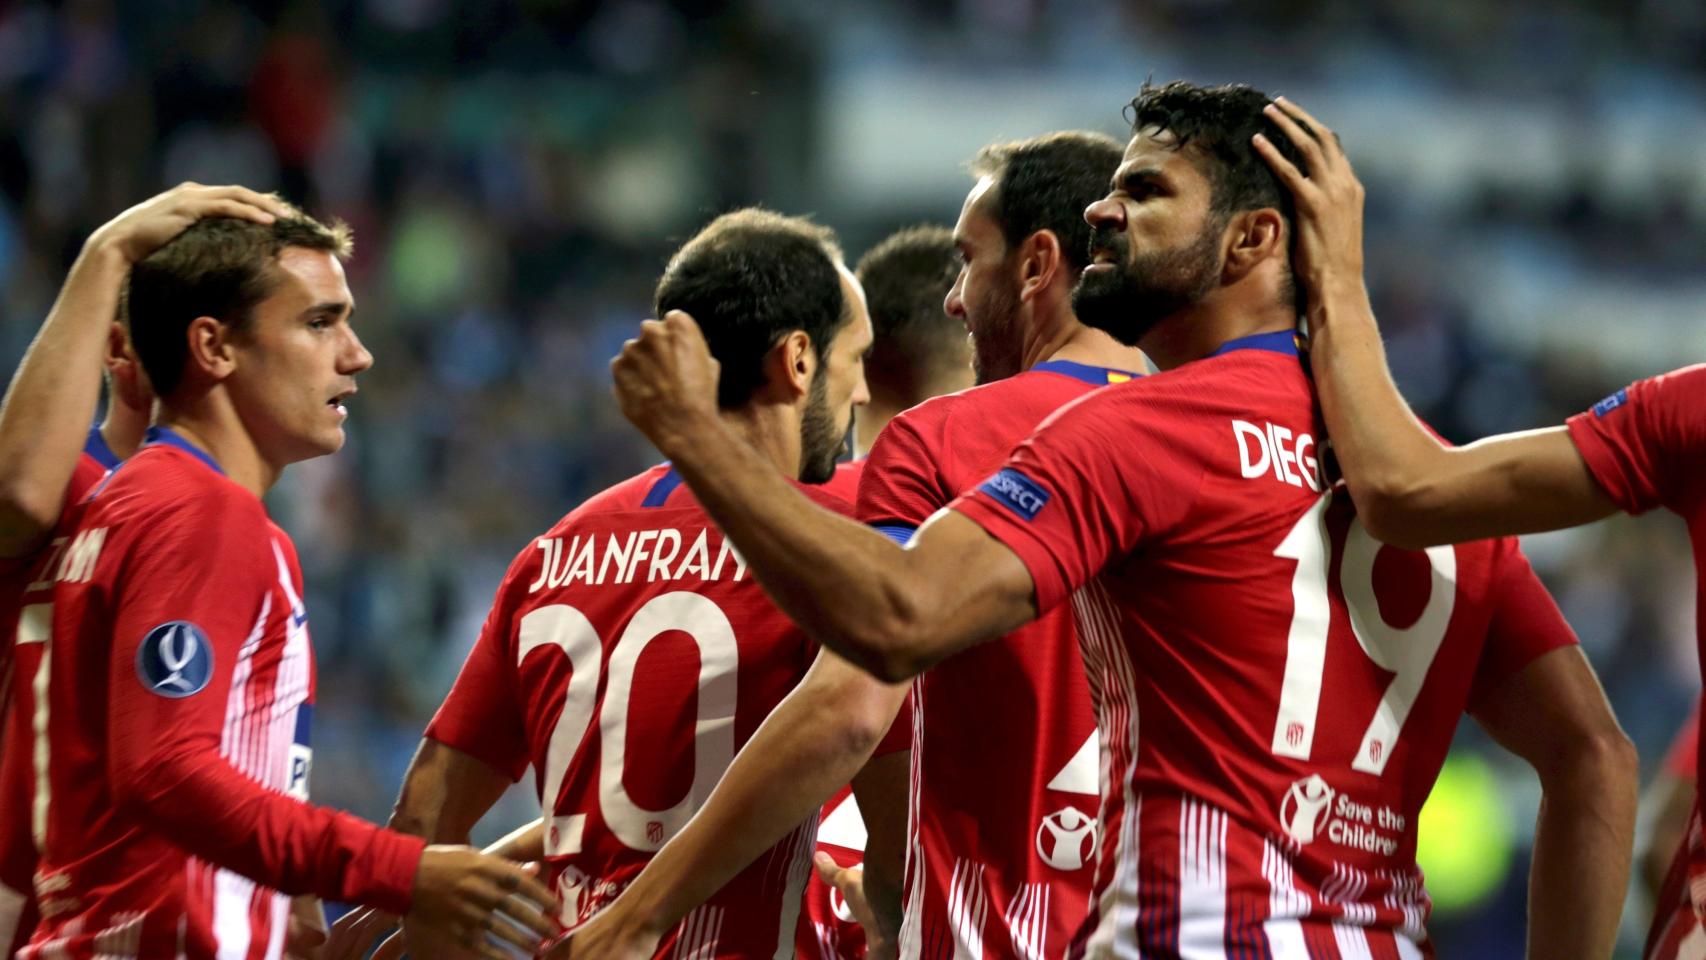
[
  {"xmin": 135, "ymin": 620, "xmax": 215, "ymax": 698},
  {"xmin": 979, "ymin": 468, "xmax": 1051, "ymax": 521},
  {"xmin": 1592, "ymin": 388, "xmax": 1629, "ymax": 418}
]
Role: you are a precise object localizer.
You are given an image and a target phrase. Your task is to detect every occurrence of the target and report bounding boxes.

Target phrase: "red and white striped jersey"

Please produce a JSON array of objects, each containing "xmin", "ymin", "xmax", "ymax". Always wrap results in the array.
[
  {"xmin": 952, "ymin": 333, "xmax": 1578, "ymax": 957},
  {"xmin": 0, "ymin": 430, "xmax": 120, "ymax": 955},
  {"xmin": 797, "ymin": 785, "xmax": 869, "ymax": 959},
  {"xmin": 12, "ymin": 428, "xmax": 422, "ymax": 960},
  {"xmin": 858, "ymin": 359, "xmax": 1135, "ymax": 959},
  {"xmin": 429, "ymin": 463, "xmax": 854, "ymax": 959}
]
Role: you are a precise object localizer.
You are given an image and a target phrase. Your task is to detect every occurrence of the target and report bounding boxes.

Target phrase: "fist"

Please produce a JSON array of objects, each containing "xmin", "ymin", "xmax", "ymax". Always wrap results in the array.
[{"xmin": 611, "ymin": 310, "xmax": 722, "ymax": 454}]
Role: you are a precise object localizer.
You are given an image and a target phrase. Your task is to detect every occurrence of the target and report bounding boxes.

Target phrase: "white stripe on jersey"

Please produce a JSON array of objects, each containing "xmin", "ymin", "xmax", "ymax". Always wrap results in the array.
[
  {"xmin": 671, "ymin": 905, "xmax": 723, "ymax": 960},
  {"xmin": 770, "ymin": 819, "xmax": 816, "ymax": 960},
  {"xmin": 1002, "ymin": 883, "xmax": 1049, "ymax": 960},
  {"xmin": 1330, "ymin": 921, "xmax": 1373, "ymax": 960},
  {"xmin": 1321, "ymin": 864, "xmax": 1375, "ymax": 925},
  {"xmin": 1073, "ymin": 582, "xmax": 1142, "ymax": 960},
  {"xmin": 91, "ymin": 909, "xmax": 144, "ymax": 959},
  {"xmin": 220, "ymin": 592, "xmax": 271, "ymax": 779},
  {"xmin": 898, "ymin": 677, "xmax": 928, "ymax": 960},
  {"xmin": 212, "ymin": 870, "xmax": 254, "ymax": 960},
  {"xmin": 1177, "ymin": 799, "xmax": 1227, "ymax": 960},
  {"xmin": 1261, "ymin": 837, "xmax": 1311, "ymax": 957},
  {"xmin": 946, "ymin": 859, "xmax": 989, "ymax": 959},
  {"xmin": 263, "ymin": 894, "xmax": 288, "ymax": 960}
]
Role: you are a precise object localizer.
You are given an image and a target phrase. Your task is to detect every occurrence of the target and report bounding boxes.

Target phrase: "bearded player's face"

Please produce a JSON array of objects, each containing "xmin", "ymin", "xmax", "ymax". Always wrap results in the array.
[
  {"xmin": 945, "ymin": 178, "xmax": 1024, "ymax": 385},
  {"xmin": 798, "ymin": 266, "xmax": 872, "ymax": 484},
  {"xmin": 225, "ymin": 247, "xmax": 372, "ymax": 468},
  {"xmin": 1073, "ymin": 128, "xmax": 1225, "ymax": 347}
]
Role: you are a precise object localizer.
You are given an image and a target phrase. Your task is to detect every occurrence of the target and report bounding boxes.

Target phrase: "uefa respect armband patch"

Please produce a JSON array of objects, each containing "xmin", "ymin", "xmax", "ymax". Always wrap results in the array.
[
  {"xmin": 1592, "ymin": 388, "xmax": 1629, "ymax": 418},
  {"xmin": 135, "ymin": 621, "xmax": 215, "ymax": 698},
  {"xmin": 979, "ymin": 468, "xmax": 1051, "ymax": 521}
]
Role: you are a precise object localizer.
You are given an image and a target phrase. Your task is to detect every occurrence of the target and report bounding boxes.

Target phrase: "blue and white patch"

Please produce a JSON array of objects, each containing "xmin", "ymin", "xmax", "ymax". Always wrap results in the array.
[
  {"xmin": 288, "ymin": 704, "xmax": 314, "ymax": 800},
  {"xmin": 1592, "ymin": 388, "xmax": 1629, "ymax": 418},
  {"xmin": 135, "ymin": 621, "xmax": 214, "ymax": 698},
  {"xmin": 979, "ymin": 468, "xmax": 1051, "ymax": 521}
]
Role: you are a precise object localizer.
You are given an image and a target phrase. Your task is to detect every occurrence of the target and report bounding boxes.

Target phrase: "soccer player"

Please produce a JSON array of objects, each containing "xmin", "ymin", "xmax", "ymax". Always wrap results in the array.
[
  {"xmin": 606, "ymin": 81, "xmax": 1634, "ymax": 957},
  {"xmin": 0, "ymin": 183, "xmax": 298, "ymax": 954},
  {"xmin": 1248, "ymin": 94, "xmax": 1699, "ymax": 959},
  {"xmin": 11, "ymin": 212, "xmax": 559, "ymax": 959},
  {"xmin": 801, "ymin": 222, "xmax": 967, "ymax": 959},
  {"xmin": 349, "ymin": 208, "xmax": 876, "ymax": 959}
]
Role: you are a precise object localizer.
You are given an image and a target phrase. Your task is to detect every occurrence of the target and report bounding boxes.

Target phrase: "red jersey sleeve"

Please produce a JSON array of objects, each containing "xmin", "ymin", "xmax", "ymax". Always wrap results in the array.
[
  {"xmin": 1466, "ymin": 541, "xmax": 1581, "ymax": 710},
  {"xmin": 948, "ymin": 388, "xmax": 1205, "ymax": 614},
  {"xmin": 1665, "ymin": 704, "xmax": 1701, "ymax": 779},
  {"xmin": 859, "ymin": 415, "xmax": 949, "ymax": 531},
  {"xmin": 106, "ymin": 492, "xmax": 424, "ymax": 914},
  {"xmin": 425, "ymin": 544, "xmax": 538, "ymax": 782},
  {"xmin": 1566, "ymin": 366, "xmax": 1706, "ymax": 517}
]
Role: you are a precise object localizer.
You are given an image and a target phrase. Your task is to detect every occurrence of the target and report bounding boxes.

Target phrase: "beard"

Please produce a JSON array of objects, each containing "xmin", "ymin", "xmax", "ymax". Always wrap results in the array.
[
  {"xmin": 968, "ymin": 270, "xmax": 1023, "ymax": 386},
  {"xmin": 1071, "ymin": 220, "xmax": 1223, "ymax": 347},
  {"xmin": 798, "ymin": 368, "xmax": 845, "ymax": 484}
]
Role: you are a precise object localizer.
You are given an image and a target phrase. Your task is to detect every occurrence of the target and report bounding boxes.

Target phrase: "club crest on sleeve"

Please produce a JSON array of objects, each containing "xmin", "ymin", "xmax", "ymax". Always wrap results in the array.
[
  {"xmin": 135, "ymin": 621, "xmax": 214, "ymax": 698},
  {"xmin": 980, "ymin": 468, "xmax": 1051, "ymax": 521},
  {"xmin": 1592, "ymin": 388, "xmax": 1629, "ymax": 418}
]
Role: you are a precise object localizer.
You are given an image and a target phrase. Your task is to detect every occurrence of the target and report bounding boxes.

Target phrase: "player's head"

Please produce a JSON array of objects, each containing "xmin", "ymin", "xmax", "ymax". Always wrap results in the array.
[
  {"xmin": 654, "ymin": 208, "xmax": 872, "ymax": 484},
  {"xmin": 102, "ymin": 295, "xmax": 153, "ymax": 416},
  {"xmin": 1074, "ymin": 80, "xmax": 1316, "ymax": 347},
  {"xmin": 948, "ymin": 131, "xmax": 1124, "ymax": 384},
  {"xmin": 126, "ymin": 213, "xmax": 368, "ymax": 465},
  {"xmin": 854, "ymin": 224, "xmax": 969, "ymax": 414}
]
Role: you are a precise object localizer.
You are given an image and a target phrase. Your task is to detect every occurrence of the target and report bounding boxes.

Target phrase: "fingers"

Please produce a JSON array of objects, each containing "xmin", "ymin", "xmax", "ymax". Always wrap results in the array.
[
  {"xmin": 485, "ymin": 862, "xmax": 559, "ymax": 931},
  {"xmin": 481, "ymin": 910, "xmax": 546, "ymax": 955},
  {"xmin": 1261, "ymin": 102, "xmax": 1328, "ymax": 177},
  {"xmin": 1251, "ymin": 132, "xmax": 1309, "ymax": 194},
  {"xmin": 812, "ymin": 851, "xmax": 841, "ymax": 883},
  {"xmin": 1271, "ymin": 97, "xmax": 1340, "ymax": 159},
  {"xmin": 371, "ymin": 931, "xmax": 406, "ymax": 960},
  {"xmin": 496, "ymin": 892, "xmax": 560, "ymax": 942}
]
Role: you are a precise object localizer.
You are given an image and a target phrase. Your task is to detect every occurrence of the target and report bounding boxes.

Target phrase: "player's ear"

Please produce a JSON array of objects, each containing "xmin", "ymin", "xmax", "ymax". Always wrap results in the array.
[
  {"xmin": 1222, "ymin": 207, "xmax": 1284, "ymax": 284},
  {"xmin": 184, "ymin": 315, "xmax": 238, "ymax": 385},
  {"xmin": 765, "ymin": 329, "xmax": 816, "ymax": 400},
  {"xmin": 1017, "ymin": 229, "xmax": 1062, "ymax": 304},
  {"xmin": 107, "ymin": 324, "xmax": 153, "ymax": 411}
]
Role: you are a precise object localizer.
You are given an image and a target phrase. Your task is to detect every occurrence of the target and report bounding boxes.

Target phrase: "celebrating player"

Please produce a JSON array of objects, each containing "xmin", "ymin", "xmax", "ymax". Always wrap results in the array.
[
  {"xmin": 608, "ymin": 81, "xmax": 1635, "ymax": 957},
  {"xmin": 800, "ymin": 222, "xmax": 968, "ymax": 959},
  {"xmin": 10, "ymin": 212, "xmax": 559, "ymax": 960},
  {"xmin": 346, "ymin": 208, "xmax": 875, "ymax": 959},
  {"xmin": 1249, "ymin": 94, "xmax": 1698, "ymax": 958},
  {"xmin": 0, "ymin": 183, "xmax": 301, "ymax": 954}
]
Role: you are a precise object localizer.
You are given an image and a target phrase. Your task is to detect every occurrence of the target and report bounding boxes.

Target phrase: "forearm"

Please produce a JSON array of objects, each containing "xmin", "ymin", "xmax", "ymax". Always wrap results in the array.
[
  {"xmin": 608, "ymin": 667, "xmax": 906, "ymax": 937},
  {"xmin": 1524, "ymin": 744, "xmax": 1637, "ymax": 960},
  {"xmin": 659, "ymin": 416, "xmax": 942, "ymax": 678},
  {"xmin": 849, "ymin": 750, "xmax": 908, "ymax": 941},
  {"xmin": 485, "ymin": 820, "xmax": 544, "ymax": 861},
  {"xmin": 0, "ymin": 246, "xmax": 128, "ymax": 556},
  {"xmin": 388, "ymin": 738, "xmax": 511, "ymax": 844}
]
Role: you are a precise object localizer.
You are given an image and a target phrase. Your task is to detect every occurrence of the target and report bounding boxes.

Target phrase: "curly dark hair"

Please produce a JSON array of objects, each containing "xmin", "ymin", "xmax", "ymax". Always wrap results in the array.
[
  {"xmin": 1125, "ymin": 80, "xmax": 1321, "ymax": 309},
  {"xmin": 654, "ymin": 208, "xmax": 848, "ymax": 409}
]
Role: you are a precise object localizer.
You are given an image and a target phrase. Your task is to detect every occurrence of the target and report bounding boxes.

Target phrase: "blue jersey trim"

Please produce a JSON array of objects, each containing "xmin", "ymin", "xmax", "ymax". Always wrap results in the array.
[
  {"xmin": 641, "ymin": 467, "xmax": 684, "ymax": 508},
  {"xmin": 84, "ymin": 426, "xmax": 121, "ymax": 470},
  {"xmin": 872, "ymin": 523, "xmax": 917, "ymax": 545},
  {"xmin": 1031, "ymin": 359, "xmax": 1143, "ymax": 386},
  {"xmin": 1208, "ymin": 330, "xmax": 1301, "ymax": 358},
  {"xmin": 143, "ymin": 426, "xmax": 226, "ymax": 476}
]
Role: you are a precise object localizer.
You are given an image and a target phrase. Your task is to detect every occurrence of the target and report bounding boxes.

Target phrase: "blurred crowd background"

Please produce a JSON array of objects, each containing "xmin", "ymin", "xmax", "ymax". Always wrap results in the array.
[{"xmin": 4, "ymin": 0, "xmax": 1705, "ymax": 954}]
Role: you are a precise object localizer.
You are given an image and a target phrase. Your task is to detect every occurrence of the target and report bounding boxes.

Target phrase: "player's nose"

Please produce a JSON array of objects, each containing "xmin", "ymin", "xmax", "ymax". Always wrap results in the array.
[
  {"xmin": 1085, "ymin": 195, "xmax": 1125, "ymax": 232},
  {"xmin": 340, "ymin": 326, "xmax": 375, "ymax": 375},
  {"xmin": 944, "ymin": 270, "xmax": 967, "ymax": 322}
]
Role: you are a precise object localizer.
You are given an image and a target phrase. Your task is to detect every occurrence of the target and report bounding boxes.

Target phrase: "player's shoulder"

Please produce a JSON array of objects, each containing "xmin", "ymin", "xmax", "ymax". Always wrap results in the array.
[
  {"xmin": 568, "ymin": 463, "xmax": 678, "ymax": 518},
  {"xmin": 1633, "ymin": 364, "xmax": 1706, "ymax": 409},
  {"xmin": 94, "ymin": 445, "xmax": 265, "ymax": 528}
]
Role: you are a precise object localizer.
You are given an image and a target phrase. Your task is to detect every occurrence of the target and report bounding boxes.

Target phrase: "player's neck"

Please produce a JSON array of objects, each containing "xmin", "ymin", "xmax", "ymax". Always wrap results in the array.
[
  {"xmin": 1040, "ymin": 322, "xmax": 1150, "ymax": 375},
  {"xmin": 853, "ymin": 405, "xmax": 901, "ymax": 458},
  {"xmin": 100, "ymin": 401, "xmax": 150, "ymax": 461},
  {"xmin": 1140, "ymin": 299, "xmax": 1296, "ymax": 372},
  {"xmin": 719, "ymin": 404, "xmax": 801, "ymax": 479},
  {"xmin": 154, "ymin": 401, "xmax": 281, "ymax": 499}
]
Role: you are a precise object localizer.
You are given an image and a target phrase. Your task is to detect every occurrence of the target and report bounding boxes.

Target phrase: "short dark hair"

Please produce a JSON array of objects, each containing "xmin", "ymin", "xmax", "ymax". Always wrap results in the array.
[
  {"xmin": 126, "ymin": 213, "xmax": 354, "ymax": 397},
  {"xmin": 654, "ymin": 208, "xmax": 848, "ymax": 409},
  {"xmin": 1125, "ymin": 80, "xmax": 1317, "ymax": 263},
  {"xmin": 854, "ymin": 224, "xmax": 961, "ymax": 409},
  {"xmin": 969, "ymin": 131, "xmax": 1124, "ymax": 274}
]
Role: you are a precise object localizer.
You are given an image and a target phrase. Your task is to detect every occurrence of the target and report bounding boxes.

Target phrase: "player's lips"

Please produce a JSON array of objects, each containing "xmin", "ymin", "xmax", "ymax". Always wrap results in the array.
[{"xmin": 328, "ymin": 387, "xmax": 357, "ymax": 418}]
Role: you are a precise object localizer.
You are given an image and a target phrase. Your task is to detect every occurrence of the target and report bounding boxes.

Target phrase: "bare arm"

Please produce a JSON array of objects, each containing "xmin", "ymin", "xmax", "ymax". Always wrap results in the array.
[
  {"xmin": 610, "ymin": 311, "xmax": 1037, "ymax": 681},
  {"xmin": 0, "ymin": 184, "xmax": 289, "ymax": 558},
  {"xmin": 849, "ymin": 749, "xmax": 909, "ymax": 945},
  {"xmin": 1251, "ymin": 99, "xmax": 1617, "ymax": 548},
  {"xmin": 560, "ymin": 649, "xmax": 909, "ymax": 956},
  {"xmin": 388, "ymin": 738, "xmax": 514, "ymax": 845},
  {"xmin": 1471, "ymin": 646, "xmax": 1637, "ymax": 960}
]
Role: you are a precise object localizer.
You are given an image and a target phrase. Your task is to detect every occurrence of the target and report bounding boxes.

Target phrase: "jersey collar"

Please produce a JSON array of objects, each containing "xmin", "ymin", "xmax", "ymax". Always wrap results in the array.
[
  {"xmin": 1032, "ymin": 359, "xmax": 1142, "ymax": 386},
  {"xmin": 143, "ymin": 426, "xmax": 226, "ymax": 476},
  {"xmin": 1207, "ymin": 329, "xmax": 1303, "ymax": 359},
  {"xmin": 84, "ymin": 426, "xmax": 121, "ymax": 470}
]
